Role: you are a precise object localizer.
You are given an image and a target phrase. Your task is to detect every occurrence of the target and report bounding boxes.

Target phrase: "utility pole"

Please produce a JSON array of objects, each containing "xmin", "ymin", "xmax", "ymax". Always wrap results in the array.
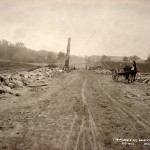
[
  {"xmin": 65, "ymin": 38, "xmax": 71, "ymax": 70},
  {"xmin": 85, "ymin": 55, "xmax": 87, "ymax": 69}
]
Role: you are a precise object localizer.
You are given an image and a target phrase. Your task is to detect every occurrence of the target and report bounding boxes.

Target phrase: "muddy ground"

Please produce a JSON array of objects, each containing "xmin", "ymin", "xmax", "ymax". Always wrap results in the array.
[{"xmin": 0, "ymin": 70, "xmax": 150, "ymax": 150}]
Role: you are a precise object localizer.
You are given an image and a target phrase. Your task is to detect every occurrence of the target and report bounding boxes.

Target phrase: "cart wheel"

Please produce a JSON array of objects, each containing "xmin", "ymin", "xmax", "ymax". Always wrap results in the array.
[{"xmin": 112, "ymin": 69, "xmax": 118, "ymax": 82}]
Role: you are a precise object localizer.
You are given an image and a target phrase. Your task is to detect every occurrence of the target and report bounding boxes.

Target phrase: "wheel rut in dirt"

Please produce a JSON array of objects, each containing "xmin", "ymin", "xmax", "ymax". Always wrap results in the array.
[
  {"xmin": 64, "ymin": 75, "xmax": 103, "ymax": 150},
  {"xmin": 97, "ymin": 78, "xmax": 150, "ymax": 135}
]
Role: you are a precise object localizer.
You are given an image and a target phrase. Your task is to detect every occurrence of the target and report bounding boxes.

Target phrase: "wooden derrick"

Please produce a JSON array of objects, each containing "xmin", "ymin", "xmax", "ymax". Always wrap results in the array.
[{"xmin": 64, "ymin": 38, "xmax": 71, "ymax": 70}]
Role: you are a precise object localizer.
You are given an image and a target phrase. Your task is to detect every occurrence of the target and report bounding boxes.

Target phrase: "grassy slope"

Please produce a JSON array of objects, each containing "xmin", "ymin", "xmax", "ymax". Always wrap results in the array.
[{"xmin": 0, "ymin": 61, "xmax": 37, "ymax": 73}]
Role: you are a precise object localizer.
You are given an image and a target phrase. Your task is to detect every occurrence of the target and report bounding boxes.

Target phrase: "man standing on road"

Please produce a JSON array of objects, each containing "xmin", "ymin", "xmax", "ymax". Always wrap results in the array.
[
  {"xmin": 131, "ymin": 60, "xmax": 137, "ymax": 82},
  {"xmin": 131, "ymin": 61, "xmax": 137, "ymax": 72}
]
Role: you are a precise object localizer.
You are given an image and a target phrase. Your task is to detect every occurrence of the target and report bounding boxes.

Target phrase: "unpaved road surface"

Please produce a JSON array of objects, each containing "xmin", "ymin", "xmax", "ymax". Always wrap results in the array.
[{"xmin": 0, "ymin": 70, "xmax": 150, "ymax": 150}]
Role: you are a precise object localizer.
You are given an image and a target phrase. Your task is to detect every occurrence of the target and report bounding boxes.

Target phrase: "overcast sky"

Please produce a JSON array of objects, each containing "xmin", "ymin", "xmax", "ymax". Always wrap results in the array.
[{"xmin": 0, "ymin": 0, "xmax": 150, "ymax": 59}]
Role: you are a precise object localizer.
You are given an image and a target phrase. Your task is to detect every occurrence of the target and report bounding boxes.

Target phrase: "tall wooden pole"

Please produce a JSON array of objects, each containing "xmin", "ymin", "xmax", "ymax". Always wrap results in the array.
[
  {"xmin": 65, "ymin": 38, "xmax": 71, "ymax": 70},
  {"xmin": 85, "ymin": 55, "xmax": 87, "ymax": 69}
]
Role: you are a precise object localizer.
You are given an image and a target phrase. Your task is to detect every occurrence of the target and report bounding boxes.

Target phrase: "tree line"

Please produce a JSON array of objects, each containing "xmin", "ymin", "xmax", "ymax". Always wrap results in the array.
[
  {"xmin": 0, "ymin": 39, "xmax": 66, "ymax": 64},
  {"xmin": 123, "ymin": 55, "xmax": 150, "ymax": 62}
]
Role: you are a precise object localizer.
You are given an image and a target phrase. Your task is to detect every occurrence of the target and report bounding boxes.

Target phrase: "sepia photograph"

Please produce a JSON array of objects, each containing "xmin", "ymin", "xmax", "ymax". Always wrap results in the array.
[{"xmin": 0, "ymin": 0, "xmax": 150, "ymax": 149}]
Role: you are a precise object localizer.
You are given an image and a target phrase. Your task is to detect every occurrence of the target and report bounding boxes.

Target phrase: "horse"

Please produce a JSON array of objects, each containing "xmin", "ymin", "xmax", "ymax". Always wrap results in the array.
[
  {"xmin": 124, "ymin": 65, "xmax": 131, "ymax": 82},
  {"xmin": 124, "ymin": 65, "xmax": 137, "ymax": 83}
]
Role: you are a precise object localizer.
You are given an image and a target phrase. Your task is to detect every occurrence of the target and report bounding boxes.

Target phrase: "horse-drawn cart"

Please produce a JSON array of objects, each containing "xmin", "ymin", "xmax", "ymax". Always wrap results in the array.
[
  {"xmin": 112, "ymin": 67, "xmax": 136, "ymax": 82},
  {"xmin": 112, "ymin": 68, "xmax": 123, "ymax": 81}
]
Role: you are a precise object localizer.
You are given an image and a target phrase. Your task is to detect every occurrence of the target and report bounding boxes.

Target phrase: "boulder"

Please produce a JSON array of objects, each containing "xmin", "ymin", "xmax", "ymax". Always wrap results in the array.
[
  {"xmin": 0, "ymin": 74, "xmax": 5, "ymax": 82},
  {"xmin": 143, "ymin": 78, "xmax": 150, "ymax": 84},
  {"xmin": 8, "ymin": 82, "xmax": 15, "ymax": 89},
  {"xmin": 15, "ymin": 80, "xmax": 23, "ymax": 87},
  {"xmin": 4, "ymin": 78, "xmax": 10, "ymax": 86},
  {"xmin": 0, "ymin": 86, "xmax": 13, "ymax": 94},
  {"xmin": 21, "ymin": 78, "xmax": 28, "ymax": 85},
  {"xmin": 15, "ymin": 93, "xmax": 21, "ymax": 96},
  {"xmin": 24, "ymin": 74, "xmax": 29, "ymax": 79}
]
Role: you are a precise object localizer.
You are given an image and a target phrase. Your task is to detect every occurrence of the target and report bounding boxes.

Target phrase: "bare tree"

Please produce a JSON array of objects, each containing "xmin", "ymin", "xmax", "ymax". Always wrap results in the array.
[{"xmin": 16, "ymin": 42, "xmax": 25, "ymax": 48}]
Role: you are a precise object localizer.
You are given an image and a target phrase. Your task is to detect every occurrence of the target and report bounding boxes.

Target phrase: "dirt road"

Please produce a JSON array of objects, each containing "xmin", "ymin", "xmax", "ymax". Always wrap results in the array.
[{"xmin": 0, "ymin": 70, "xmax": 150, "ymax": 150}]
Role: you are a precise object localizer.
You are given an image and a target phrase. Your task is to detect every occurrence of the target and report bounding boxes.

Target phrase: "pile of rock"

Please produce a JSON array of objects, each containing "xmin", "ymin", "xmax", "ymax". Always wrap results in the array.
[
  {"xmin": 94, "ymin": 69, "xmax": 111, "ymax": 75},
  {"xmin": 134, "ymin": 72, "xmax": 150, "ymax": 84},
  {"xmin": 0, "ymin": 67, "xmax": 64, "ymax": 94},
  {"xmin": 19, "ymin": 67, "xmax": 64, "ymax": 84},
  {"xmin": 139, "ymin": 76, "xmax": 150, "ymax": 84}
]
